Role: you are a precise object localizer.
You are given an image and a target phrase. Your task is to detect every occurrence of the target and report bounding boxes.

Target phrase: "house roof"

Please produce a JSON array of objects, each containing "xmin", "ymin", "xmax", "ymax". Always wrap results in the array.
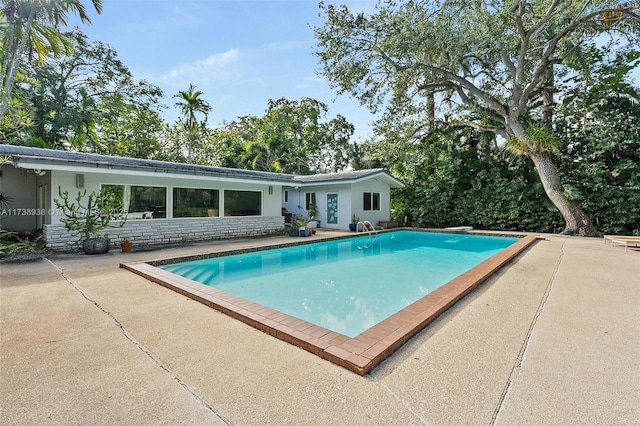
[
  {"xmin": 293, "ymin": 169, "xmax": 404, "ymax": 188},
  {"xmin": 0, "ymin": 144, "xmax": 296, "ymax": 184},
  {"xmin": 0, "ymin": 144, "xmax": 403, "ymax": 187}
]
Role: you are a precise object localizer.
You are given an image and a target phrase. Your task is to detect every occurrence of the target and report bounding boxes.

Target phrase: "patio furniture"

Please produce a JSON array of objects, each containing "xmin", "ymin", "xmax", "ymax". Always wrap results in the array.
[
  {"xmin": 282, "ymin": 207, "xmax": 293, "ymax": 223},
  {"xmin": 603, "ymin": 235, "xmax": 640, "ymax": 251}
]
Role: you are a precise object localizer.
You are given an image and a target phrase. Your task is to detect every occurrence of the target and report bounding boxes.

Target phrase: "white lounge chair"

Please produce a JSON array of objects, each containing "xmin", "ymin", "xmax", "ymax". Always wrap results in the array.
[{"xmin": 603, "ymin": 235, "xmax": 640, "ymax": 251}]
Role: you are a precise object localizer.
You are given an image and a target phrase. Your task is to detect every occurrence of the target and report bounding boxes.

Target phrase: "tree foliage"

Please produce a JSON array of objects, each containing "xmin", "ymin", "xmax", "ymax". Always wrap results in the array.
[
  {"xmin": 360, "ymin": 41, "xmax": 639, "ymax": 235},
  {"xmin": 555, "ymin": 43, "xmax": 640, "ymax": 235},
  {"xmin": 6, "ymin": 30, "xmax": 166, "ymax": 155},
  {"xmin": 314, "ymin": 0, "xmax": 639, "ymax": 235},
  {"xmin": 0, "ymin": 0, "xmax": 103, "ymax": 120},
  {"xmin": 173, "ymin": 84, "xmax": 211, "ymax": 162},
  {"xmin": 213, "ymin": 97, "xmax": 355, "ymax": 174}
]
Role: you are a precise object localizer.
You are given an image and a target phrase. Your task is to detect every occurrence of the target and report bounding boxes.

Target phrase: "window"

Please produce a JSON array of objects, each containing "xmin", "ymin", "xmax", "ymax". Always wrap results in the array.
[
  {"xmin": 284, "ymin": 190, "xmax": 289, "ymax": 202},
  {"xmin": 305, "ymin": 192, "xmax": 316, "ymax": 210},
  {"xmin": 363, "ymin": 192, "xmax": 380, "ymax": 211},
  {"xmin": 224, "ymin": 190, "xmax": 261, "ymax": 216},
  {"xmin": 102, "ymin": 185, "xmax": 166, "ymax": 219},
  {"xmin": 173, "ymin": 188, "xmax": 219, "ymax": 218}
]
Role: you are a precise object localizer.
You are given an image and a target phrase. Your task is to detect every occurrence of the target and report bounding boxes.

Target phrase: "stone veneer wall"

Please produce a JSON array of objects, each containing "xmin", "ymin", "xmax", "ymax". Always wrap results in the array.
[{"xmin": 44, "ymin": 216, "xmax": 285, "ymax": 250}]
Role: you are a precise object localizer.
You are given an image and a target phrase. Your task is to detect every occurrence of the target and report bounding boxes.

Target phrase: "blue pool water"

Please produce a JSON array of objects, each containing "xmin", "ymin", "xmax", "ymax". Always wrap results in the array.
[{"xmin": 161, "ymin": 231, "xmax": 520, "ymax": 337}]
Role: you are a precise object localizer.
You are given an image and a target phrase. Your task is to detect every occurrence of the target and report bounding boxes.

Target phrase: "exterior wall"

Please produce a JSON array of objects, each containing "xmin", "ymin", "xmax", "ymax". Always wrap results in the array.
[
  {"xmin": 351, "ymin": 179, "xmax": 392, "ymax": 228},
  {"xmin": 44, "ymin": 216, "xmax": 285, "ymax": 250},
  {"xmin": 288, "ymin": 178, "xmax": 393, "ymax": 231},
  {"xmin": 332, "ymin": 188, "xmax": 354, "ymax": 230},
  {"xmin": 282, "ymin": 187, "xmax": 305, "ymax": 218},
  {"xmin": 0, "ymin": 165, "xmax": 41, "ymax": 231},
  {"xmin": 49, "ymin": 170, "xmax": 283, "ymax": 225},
  {"xmin": 285, "ymin": 184, "xmax": 352, "ymax": 230},
  {"xmin": 43, "ymin": 169, "xmax": 284, "ymax": 249}
]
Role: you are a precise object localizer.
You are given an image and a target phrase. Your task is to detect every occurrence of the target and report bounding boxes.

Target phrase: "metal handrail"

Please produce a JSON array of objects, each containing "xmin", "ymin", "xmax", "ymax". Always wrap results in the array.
[{"xmin": 356, "ymin": 220, "xmax": 378, "ymax": 249}]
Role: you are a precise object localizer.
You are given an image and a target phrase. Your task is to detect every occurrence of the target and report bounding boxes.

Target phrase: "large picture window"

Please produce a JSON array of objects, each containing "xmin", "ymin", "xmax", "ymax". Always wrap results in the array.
[
  {"xmin": 224, "ymin": 190, "xmax": 261, "ymax": 216},
  {"xmin": 363, "ymin": 192, "xmax": 380, "ymax": 211},
  {"xmin": 173, "ymin": 188, "xmax": 219, "ymax": 218},
  {"xmin": 102, "ymin": 185, "xmax": 166, "ymax": 219}
]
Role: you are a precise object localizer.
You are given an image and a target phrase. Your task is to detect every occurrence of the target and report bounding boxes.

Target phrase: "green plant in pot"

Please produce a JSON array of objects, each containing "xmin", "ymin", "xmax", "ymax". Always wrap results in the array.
[
  {"xmin": 349, "ymin": 214, "xmax": 359, "ymax": 232},
  {"xmin": 54, "ymin": 187, "xmax": 127, "ymax": 254},
  {"xmin": 284, "ymin": 220, "xmax": 297, "ymax": 237},
  {"xmin": 284, "ymin": 218, "xmax": 305, "ymax": 237},
  {"xmin": 307, "ymin": 202, "xmax": 319, "ymax": 229},
  {"xmin": 297, "ymin": 218, "xmax": 309, "ymax": 236}
]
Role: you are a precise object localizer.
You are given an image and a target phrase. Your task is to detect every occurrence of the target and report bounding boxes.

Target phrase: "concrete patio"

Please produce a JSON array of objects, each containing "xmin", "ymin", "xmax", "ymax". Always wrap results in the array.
[{"xmin": 1, "ymin": 232, "xmax": 638, "ymax": 425}]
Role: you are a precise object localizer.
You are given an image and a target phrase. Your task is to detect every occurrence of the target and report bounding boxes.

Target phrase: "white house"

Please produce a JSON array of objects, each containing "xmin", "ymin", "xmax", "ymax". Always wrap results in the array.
[
  {"xmin": 0, "ymin": 144, "xmax": 404, "ymax": 249},
  {"xmin": 282, "ymin": 170, "xmax": 404, "ymax": 230}
]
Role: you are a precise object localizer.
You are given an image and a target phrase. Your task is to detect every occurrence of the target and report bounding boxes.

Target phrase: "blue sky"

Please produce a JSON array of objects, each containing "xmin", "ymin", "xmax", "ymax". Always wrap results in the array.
[
  {"xmin": 69, "ymin": 1, "xmax": 638, "ymax": 142},
  {"xmin": 69, "ymin": 0, "xmax": 379, "ymax": 140}
]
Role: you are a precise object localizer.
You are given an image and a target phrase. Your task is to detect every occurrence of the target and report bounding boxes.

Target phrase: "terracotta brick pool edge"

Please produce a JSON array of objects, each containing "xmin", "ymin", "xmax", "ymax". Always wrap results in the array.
[{"xmin": 120, "ymin": 233, "xmax": 539, "ymax": 375}]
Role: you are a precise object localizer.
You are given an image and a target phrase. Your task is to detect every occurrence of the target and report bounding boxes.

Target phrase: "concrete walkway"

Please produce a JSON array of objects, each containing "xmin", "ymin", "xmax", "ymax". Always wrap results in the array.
[{"xmin": 1, "ymin": 233, "xmax": 638, "ymax": 425}]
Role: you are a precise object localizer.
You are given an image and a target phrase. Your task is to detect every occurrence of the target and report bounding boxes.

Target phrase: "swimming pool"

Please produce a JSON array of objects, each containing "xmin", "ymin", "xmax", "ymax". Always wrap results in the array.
[
  {"xmin": 122, "ymin": 230, "xmax": 538, "ymax": 375},
  {"xmin": 160, "ymin": 231, "xmax": 519, "ymax": 338}
]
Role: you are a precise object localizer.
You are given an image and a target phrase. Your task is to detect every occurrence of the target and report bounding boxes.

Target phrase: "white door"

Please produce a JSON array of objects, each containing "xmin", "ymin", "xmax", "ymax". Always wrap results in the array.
[{"xmin": 326, "ymin": 193, "xmax": 338, "ymax": 227}]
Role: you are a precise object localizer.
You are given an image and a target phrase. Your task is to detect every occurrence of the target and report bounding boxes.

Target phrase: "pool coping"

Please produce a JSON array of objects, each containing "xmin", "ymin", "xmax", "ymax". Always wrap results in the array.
[{"xmin": 120, "ymin": 231, "xmax": 539, "ymax": 375}]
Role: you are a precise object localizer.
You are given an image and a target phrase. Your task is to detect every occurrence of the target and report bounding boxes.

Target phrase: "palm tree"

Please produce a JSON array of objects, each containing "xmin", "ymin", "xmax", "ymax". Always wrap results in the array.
[
  {"xmin": 173, "ymin": 84, "xmax": 212, "ymax": 162},
  {"xmin": 0, "ymin": 0, "xmax": 103, "ymax": 119},
  {"xmin": 241, "ymin": 138, "xmax": 283, "ymax": 172}
]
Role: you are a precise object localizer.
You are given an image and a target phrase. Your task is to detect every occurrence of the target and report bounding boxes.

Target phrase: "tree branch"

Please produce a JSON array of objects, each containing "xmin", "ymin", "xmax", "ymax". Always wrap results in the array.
[{"xmin": 520, "ymin": 7, "xmax": 639, "ymax": 111}]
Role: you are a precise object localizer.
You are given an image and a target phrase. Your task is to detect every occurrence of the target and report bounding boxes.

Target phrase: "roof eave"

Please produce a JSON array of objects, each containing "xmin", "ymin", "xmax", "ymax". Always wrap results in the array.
[
  {"xmin": 290, "ymin": 171, "xmax": 404, "ymax": 188},
  {"xmin": 13, "ymin": 157, "xmax": 294, "ymax": 186}
]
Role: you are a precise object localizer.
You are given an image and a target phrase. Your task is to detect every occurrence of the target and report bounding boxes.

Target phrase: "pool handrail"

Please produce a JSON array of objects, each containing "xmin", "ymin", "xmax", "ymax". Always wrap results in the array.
[{"xmin": 356, "ymin": 220, "xmax": 377, "ymax": 235}]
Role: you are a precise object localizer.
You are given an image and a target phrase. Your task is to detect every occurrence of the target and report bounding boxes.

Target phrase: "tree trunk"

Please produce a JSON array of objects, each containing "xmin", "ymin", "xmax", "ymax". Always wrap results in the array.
[
  {"xmin": 427, "ymin": 92, "xmax": 435, "ymax": 130},
  {"xmin": 542, "ymin": 66, "xmax": 554, "ymax": 126},
  {"xmin": 528, "ymin": 151, "xmax": 598, "ymax": 236}
]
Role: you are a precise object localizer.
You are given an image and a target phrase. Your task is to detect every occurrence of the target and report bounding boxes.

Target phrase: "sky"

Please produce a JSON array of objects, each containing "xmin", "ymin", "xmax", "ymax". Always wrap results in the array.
[
  {"xmin": 68, "ymin": 0, "xmax": 380, "ymax": 140},
  {"xmin": 68, "ymin": 1, "xmax": 638, "ymax": 142}
]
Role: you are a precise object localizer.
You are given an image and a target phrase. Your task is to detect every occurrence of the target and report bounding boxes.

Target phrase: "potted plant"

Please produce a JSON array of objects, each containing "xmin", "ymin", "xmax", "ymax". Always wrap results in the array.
[
  {"xmin": 284, "ymin": 218, "xmax": 303, "ymax": 237},
  {"xmin": 297, "ymin": 218, "xmax": 309, "ymax": 237},
  {"xmin": 120, "ymin": 237, "xmax": 133, "ymax": 253},
  {"xmin": 54, "ymin": 187, "xmax": 127, "ymax": 254},
  {"xmin": 349, "ymin": 214, "xmax": 359, "ymax": 232},
  {"xmin": 307, "ymin": 202, "xmax": 319, "ymax": 229}
]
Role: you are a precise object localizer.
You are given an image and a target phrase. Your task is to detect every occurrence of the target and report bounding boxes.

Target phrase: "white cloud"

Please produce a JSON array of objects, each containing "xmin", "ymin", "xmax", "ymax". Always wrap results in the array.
[{"xmin": 157, "ymin": 48, "xmax": 242, "ymax": 89}]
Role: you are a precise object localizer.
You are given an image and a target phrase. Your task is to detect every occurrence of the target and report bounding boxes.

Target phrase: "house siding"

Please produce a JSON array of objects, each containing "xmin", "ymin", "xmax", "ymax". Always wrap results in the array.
[
  {"xmin": 41, "ymin": 169, "xmax": 285, "ymax": 249},
  {"xmin": 351, "ymin": 179, "xmax": 392, "ymax": 228},
  {"xmin": 44, "ymin": 216, "xmax": 285, "ymax": 249},
  {"xmin": 286, "ymin": 179, "xmax": 393, "ymax": 230},
  {"xmin": 282, "ymin": 184, "xmax": 354, "ymax": 230},
  {"xmin": 0, "ymin": 165, "xmax": 39, "ymax": 231}
]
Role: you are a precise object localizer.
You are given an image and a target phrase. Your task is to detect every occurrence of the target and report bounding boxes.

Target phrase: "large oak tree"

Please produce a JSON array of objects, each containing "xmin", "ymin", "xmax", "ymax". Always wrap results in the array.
[{"xmin": 315, "ymin": 0, "xmax": 639, "ymax": 235}]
